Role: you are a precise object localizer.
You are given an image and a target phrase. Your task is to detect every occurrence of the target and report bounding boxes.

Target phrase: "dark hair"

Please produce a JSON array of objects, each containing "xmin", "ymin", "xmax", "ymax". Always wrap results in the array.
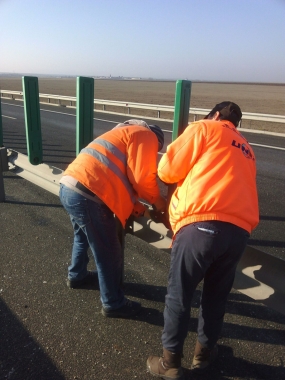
[
  {"xmin": 205, "ymin": 101, "xmax": 242, "ymax": 127},
  {"xmin": 149, "ymin": 125, "xmax": 164, "ymax": 151}
]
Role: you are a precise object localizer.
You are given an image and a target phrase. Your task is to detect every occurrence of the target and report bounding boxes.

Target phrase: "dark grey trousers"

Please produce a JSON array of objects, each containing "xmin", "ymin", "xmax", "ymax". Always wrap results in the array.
[{"xmin": 161, "ymin": 221, "xmax": 249, "ymax": 353}]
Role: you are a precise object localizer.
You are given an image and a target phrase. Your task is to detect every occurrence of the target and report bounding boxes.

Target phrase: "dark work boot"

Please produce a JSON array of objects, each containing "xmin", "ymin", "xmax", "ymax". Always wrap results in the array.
[
  {"xmin": 147, "ymin": 348, "xmax": 184, "ymax": 380},
  {"xmin": 67, "ymin": 270, "xmax": 98, "ymax": 289},
  {"xmin": 191, "ymin": 340, "xmax": 218, "ymax": 373},
  {"xmin": 101, "ymin": 299, "xmax": 141, "ymax": 318}
]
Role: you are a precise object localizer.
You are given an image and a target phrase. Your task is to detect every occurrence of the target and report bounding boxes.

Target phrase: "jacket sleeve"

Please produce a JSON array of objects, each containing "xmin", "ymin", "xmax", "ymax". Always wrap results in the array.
[
  {"xmin": 126, "ymin": 130, "xmax": 160, "ymax": 204},
  {"xmin": 158, "ymin": 122, "xmax": 205, "ymax": 184}
]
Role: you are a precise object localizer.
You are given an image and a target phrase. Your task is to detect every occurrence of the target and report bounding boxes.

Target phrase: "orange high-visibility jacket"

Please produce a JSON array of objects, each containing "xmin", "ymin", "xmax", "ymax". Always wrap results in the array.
[
  {"xmin": 64, "ymin": 125, "xmax": 160, "ymax": 227},
  {"xmin": 158, "ymin": 119, "xmax": 259, "ymax": 236}
]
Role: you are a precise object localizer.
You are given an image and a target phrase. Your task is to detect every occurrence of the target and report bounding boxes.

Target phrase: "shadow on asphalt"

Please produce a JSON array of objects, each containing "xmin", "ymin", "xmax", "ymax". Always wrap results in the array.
[
  {"xmin": 0, "ymin": 298, "xmax": 65, "ymax": 379},
  {"xmin": 248, "ymin": 238, "xmax": 285, "ymax": 248}
]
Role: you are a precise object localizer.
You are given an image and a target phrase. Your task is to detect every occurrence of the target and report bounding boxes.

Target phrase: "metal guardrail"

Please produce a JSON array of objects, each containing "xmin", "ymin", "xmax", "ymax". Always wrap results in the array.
[
  {"xmin": 7, "ymin": 149, "xmax": 63, "ymax": 196},
  {"xmin": 1, "ymin": 90, "xmax": 285, "ymax": 124},
  {"xmin": 4, "ymin": 149, "xmax": 285, "ymax": 316}
]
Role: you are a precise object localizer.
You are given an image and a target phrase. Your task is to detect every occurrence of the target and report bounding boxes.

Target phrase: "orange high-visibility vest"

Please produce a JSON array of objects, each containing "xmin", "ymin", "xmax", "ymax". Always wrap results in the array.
[
  {"xmin": 158, "ymin": 119, "xmax": 259, "ymax": 236},
  {"xmin": 64, "ymin": 125, "xmax": 160, "ymax": 226}
]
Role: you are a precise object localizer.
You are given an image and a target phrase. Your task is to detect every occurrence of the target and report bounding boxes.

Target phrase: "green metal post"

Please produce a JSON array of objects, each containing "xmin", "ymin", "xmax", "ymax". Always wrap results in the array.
[
  {"xmin": 0, "ymin": 96, "xmax": 3, "ymax": 146},
  {"xmin": 0, "ymin": 147, "xmax": 8, "ymax": 202},
  {"xmin": 76, "ymin": 77, "xmax": 94, "ymax": 156},
  {"xmin": 166, "ymin": 80, "xmax": 192, "ymax": 216},
  {"xmin": 22, "ymin": 76, "xmax": 43, "ymax": 165},
  {"xmin": 172, "ymin": 80, "xmax": 192, "ymax": 141}
]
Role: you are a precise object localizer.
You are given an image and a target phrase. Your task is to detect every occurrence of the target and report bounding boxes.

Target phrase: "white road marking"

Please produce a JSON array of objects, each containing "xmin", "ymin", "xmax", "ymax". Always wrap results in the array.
[
  {"xmin": 250, "ymin": 143, "xmax": 285, "ymax": 151},
  {"xmin": 3, "ymin": 102, "xmax": 285, "ymax": 151},
  {"xmin": 3, "ymin": 115, "xmax": 17, "ymax": 119}
]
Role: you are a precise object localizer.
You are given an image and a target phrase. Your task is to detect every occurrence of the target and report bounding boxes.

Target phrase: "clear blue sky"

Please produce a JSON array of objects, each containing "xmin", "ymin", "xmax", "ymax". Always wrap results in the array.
[{"xmin": 1, "ymin": 0, "xmax": 285, "ymax": 83}]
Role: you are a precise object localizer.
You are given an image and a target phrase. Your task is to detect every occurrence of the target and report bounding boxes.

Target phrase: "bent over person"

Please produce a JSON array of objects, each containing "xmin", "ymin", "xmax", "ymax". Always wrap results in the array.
[
  {"xmin": 147, "ymin": 102, "xmax": 259, "ymax": 379},
  {"xmin": 59, "ymin": 120, "xmax": 166, "ymax": 319}
]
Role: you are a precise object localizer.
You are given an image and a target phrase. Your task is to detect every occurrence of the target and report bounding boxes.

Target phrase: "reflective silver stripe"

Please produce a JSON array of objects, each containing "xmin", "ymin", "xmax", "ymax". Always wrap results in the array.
[
  {"xmin": 81, "ymin": 143, "xmax": 136, "ymax": 204},
  {"xmin": 90, "ymin": 138, "xmax": 126, "ymax": 165},
  {"xmin": 197, "ymin": 227, "xmax": 218, "ymax": 235}
]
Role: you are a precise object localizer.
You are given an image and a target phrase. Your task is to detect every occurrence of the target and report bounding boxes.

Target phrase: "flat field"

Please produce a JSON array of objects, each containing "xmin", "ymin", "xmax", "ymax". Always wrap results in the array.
[{"xmin": 1, "ymin": 77, "xmax": 284, "ymax": 132}]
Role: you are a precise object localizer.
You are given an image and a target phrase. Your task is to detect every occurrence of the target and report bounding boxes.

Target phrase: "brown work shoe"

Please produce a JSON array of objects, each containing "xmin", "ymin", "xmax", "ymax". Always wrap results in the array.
[
  {"xmin": 147, "ymin": 348, "xmax": 184, "ymax": 380},
  {"xmin": 191, "ymin": 340, "xmax": 218, "ymax": 373}
]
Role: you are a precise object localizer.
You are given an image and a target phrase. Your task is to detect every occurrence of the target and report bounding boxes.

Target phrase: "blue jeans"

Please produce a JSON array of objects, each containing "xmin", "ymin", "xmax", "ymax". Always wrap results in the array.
[
  {"xmin": 161, "ymin": 221, "xmax": 249, "ymax": 353},
  {"xmin": 59, "ymin": 184, "xmax": 125, "ymax": 310}
]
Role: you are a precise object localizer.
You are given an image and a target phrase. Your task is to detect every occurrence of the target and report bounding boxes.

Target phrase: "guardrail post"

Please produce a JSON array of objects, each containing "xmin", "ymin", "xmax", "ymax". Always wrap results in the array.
[
  {"xmin": 22, "ymin": 76, "xmax": 43, "ymax": 165},
  {"xmin": 167, "ymin": 80, "xmax": 192, "ymax": 216},
  {"xmin": 172, "ymin": 80, "xmax": 192, "ymax": 141},
  {"xmin": 0, "ymin": 147, "xmax": 8, "ymax": 202},
  {"xmin": 0, "ymin": 95, "xmax": 3, "ymax": 147},
  {"xmin": 0, "ymin": 99, "xmax": 5, "ymax": 201},
  {"xmin": 76, "ymin": 77, "xmax": 94, "ymax": 156}
]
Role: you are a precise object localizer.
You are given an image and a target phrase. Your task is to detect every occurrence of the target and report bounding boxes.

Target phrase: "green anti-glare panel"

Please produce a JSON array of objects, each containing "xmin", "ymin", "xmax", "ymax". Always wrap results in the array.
[
  {"xmin": 0, "ymin": 97, "xmax": 3, "ymax": 146},
  {"xmin": 76, "ymin": 77, "xmax": 94, "ymax": 156},
  {"xmin": 22, "ymin": 76, "xmax": 43, "ymax": 165},
  {"xmin": 172, "ymin": 80, "xmax": 192, "ymax": 141}
]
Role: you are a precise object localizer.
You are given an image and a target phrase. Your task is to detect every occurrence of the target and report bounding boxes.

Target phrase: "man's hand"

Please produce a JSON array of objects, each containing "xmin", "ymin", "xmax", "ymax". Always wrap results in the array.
[
  {"xmin": 144, "ymin": 208, "xmax": 151, "ymax": 219},
  {"xmin": 148, "ymin": 209, "xmax": 171, "ymax": 229},
  {"xmin": 132, "ymin": 201, "xmax": 147, "ymax": 217},
  {"xmin": 152, "ymin": 195, "xmax": 167, "ymax": 212}
]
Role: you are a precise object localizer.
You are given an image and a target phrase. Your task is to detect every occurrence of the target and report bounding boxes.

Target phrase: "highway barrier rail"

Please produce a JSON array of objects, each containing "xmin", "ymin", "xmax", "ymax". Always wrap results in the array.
[
  {"xmin": 1, "ymin": 77, "xmax": 285, "ymax": 317},
  {"xmin": 1, "ymin": 89, "xmax": 285, "ymax": 128},
  {"xmin": 3, "ymin": 149, "xmax": 285, "ymax": 316}
]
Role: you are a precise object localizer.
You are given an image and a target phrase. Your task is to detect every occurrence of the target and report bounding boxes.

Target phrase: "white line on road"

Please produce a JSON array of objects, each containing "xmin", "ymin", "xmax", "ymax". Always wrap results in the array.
[
  {"xmin": 3, "ymin": 115, "xmax": 17, "ymax": 119},
  {"xmin": 3, "ymin": 102, "xmax": 120, "ymax": 123},
  {"xmin": 3, "ymin": 102, "xmax": 285, "ymax": 151},
  {"xmin": 250, "ymin": 143, "xmax": 285, "ymax": 151}
]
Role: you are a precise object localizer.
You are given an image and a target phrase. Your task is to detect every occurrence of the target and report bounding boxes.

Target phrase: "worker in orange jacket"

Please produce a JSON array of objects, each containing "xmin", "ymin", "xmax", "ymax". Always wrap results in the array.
[
  {"xmin": 147, "ymin": 102, "xmax": 259, "ymax": 379},
  {"xmin": 59, "ymin": 120, "xmax": 166, "ymax": 318}
]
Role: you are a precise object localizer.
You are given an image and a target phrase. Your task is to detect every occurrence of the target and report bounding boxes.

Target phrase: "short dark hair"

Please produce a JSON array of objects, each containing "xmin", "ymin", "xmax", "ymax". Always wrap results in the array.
[
  {"xmin": 149, "ymin": 124, "xmax": 164, "ymax": 151},
  {"xmin": 205, "ymin": 101, "xmax": 242, "ymax": 127}
]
